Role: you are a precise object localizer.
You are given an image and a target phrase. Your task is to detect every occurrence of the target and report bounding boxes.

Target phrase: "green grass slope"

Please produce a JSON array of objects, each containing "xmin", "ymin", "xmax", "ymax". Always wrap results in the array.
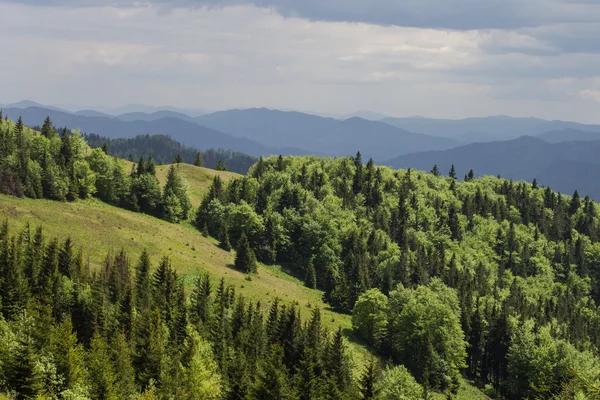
[
  {"xmin": 155, "ymin": 163, "xmax": 239, "ymax": 207},
  {"xmin": 0, "ymin": 194, "xmax": 348, "ymax": 330}
]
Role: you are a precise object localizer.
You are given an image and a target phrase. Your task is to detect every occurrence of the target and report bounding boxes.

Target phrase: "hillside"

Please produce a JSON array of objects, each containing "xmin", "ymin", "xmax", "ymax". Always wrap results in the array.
[
  {"xmin": 0, "ymin": 194, "xmax": 358, "ymax": 340},
  {"xmin": 155, "ymin": 164, "xmax": 239, "ymax": 207},
  {"xmin": 386, "ymin": 136, "xmax": 600, "ymax": 199}
]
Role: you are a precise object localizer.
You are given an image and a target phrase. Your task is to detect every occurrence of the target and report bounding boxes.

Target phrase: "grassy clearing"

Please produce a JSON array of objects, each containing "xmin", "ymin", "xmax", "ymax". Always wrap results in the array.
[{"xmin": 155, "ymin": 163, "xmax": 240, "ymax": 207}]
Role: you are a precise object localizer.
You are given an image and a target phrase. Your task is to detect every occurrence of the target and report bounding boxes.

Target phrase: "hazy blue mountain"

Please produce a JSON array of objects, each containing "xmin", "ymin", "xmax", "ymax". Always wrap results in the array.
[
  {"xmin": 95, "ymin": 104, "xmax": 211, "ymax": 117},
  {"xmin": 117, "ymin": 110, "xmax": 200, "ymax": 124},
  {"xmin": 381, "ymin": 115, "xmax": 600, "ymax": 142},
  {"xmin": 386, "ymin": 136, "xmax": 600, "ymax": 198},
  {"xmin": 536, "ymin": 128, "xmax": 600, "ymax": 143},
  {"xmin": 1, "ymin": 100, "xmax": 69, "ymax": 113},
  {"xmin": 2, "ymin": 107, "xmax": 279, "ymax": 157},
  {"xmin": 75, "ymin": 110, "xmax": 114, "ymax": 118},
  {"xmin": 339, "ymin": 111, "xmax": 390, "ymax": 120},
  {"xmin": 197, "ymin": 108, "xmax": 459, "ymax": 160}
]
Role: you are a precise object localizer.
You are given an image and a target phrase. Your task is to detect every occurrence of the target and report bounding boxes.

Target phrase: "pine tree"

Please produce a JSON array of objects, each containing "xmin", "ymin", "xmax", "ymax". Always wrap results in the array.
[
  {"xmin": 358, "ymin": 358, "xmax": 380, "ymax": 400},
  {"xmin": 41, "ymin": 116, "xmax": 55, "ymax": 139},
  {"xmin": 235, "ymin": 233, "xmax": 257, "ymax": 274},
  {"xmin": 305, "ymin": 257, "xmax": 317, "ymax": 289},
  {"xmin": 137, "ymin": 156, "xmax": 146, "ymax": 176},
  {"xmin": 194, "ymin": 152, "xmax": 203, "ymax": 167},
  {"xmin": 449, "ymin": 164, "xmax": 456, "ymax": 179},
  {"xmin": 134, "ymin": 250, "xmax": 152, "ymax": 312},
  {"xmin": 101, "ymin": 142, "xmax": 109, "ymax": 154},
  {"xmin": 173, "ymin": 154, "xmax": 183, "ymax": 164},
  {"xmin": 218, "ymin": 225, "xmax": 231, "ymax": 251},
  {"xmin": 250, "ymin": 345, "xmax": 293, "ymax": 400},
  {"xmin": 430, "ymin": 164, "xmax": 440, "ymax": 177},
  {"xmin": 216, "ymin": 160, "xmax": 227, "ymax": 171},
  {"xmin": 146, "ymin": 153, "xmax": 156, "ymax": 176}
]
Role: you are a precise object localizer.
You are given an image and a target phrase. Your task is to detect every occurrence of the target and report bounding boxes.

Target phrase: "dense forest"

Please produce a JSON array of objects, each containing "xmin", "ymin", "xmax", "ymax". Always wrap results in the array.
[
  {"xmin": 196, "ymin": 154, "xmax": 600, "ymax": 398},
  {"xmin": 3, "ymin": 111, "xmax": 600, "ymax": 398},
  {"xmin": 0, "ymin": 114, "xmax": 192, "ymax": 223},
  {"xmin": 0, "ymin": 223, "xmax": 365, "ymax": 399},
  {"xmin": 83, "ymin": 133, "xmax": 257, "ymax": 174}
]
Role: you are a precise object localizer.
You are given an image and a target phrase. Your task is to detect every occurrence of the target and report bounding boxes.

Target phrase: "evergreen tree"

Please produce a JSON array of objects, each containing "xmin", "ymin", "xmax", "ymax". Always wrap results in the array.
[
  {"xmin": 216, "ymin": 160, "xmax": 227, "ymax": 171},
  {"xmin": 194, "ymin": 152, "xmax": 203, "ymax": 167},
  {"xmin": 173, "ymin": 154, "xmax": 183, "ymax": 164},
  {"xmin": 305, "ymin": 256, "xmax": 317, "ymax": 289},
  {"xmin": 218, "ymin": 225, "xmax": 231, "ymax": 252},
  {"xmin": 449, "ymin": 164, "xmax": 456, "ymax": 179},
  {"xmin": 235, "ymin": 233, "xmax": 257, "ymax": 274}
]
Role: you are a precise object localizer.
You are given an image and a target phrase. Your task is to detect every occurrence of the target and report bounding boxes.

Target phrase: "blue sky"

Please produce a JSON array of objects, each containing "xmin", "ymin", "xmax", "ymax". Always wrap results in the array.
[{"xmin": 1, "ymin": 0, "xmax": 599, "ymax": 122}]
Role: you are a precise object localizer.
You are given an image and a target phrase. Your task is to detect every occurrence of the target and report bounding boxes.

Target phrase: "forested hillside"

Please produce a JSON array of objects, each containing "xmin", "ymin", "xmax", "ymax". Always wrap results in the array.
[
  {"xmin": 197, "ymin": 153, "xmax": 600, "ymax": 398},
  {"xmin": 3, "ymin": 111, "xmax": 600, "ymax": 399},
  {"xmin": 84, "ymin": 133, "xmax": 257, "ymax": 174}
]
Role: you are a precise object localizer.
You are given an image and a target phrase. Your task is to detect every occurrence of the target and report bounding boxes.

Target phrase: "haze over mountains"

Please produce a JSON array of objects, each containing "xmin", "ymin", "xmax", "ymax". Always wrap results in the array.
[
  {"xmin": 3, "ymin": 100, "xmax": 600, "ymax": 198},
  {"xmin": 387, "ymin": 136, "xmax": 600, "ymax": 199}
]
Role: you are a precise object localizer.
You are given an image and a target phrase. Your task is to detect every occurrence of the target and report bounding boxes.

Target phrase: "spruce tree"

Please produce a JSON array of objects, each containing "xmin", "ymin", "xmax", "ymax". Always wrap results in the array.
[
  {"xmin": 449, "ymin": 164, "xmax": 456, "ymax": 179},
  {"xmin": 41, "ymin": 116, "xmax": 55, "ymax": 139},
  {"xmin": 218, "ymin": 225, "xmax": 231, "ymax": 251},
  {"xmin": 430, "ymin": 164, "xmax": 440, "ymax": 177},
  {"xmin": 235, "ymin": 233, "xmax": 257, "ymax": 274},
  {"xmin": 305, "ymin": 257, "xmax": 317, "ymax": 289},
  {"xmin": 216, "ymin": 160, "xmax": 227, "ymax": 171},
  {"xmin": 194, "ymin": 151, "xmax": 203, "ymax": 167}
]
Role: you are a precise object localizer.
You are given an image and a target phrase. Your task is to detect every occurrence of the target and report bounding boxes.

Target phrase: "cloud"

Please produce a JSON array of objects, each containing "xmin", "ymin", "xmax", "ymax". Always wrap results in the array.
[
  {"xmin": 6, "ymin": 0, "xmax": 600, "ymax": 30},
  {"xmin": 0, "ymin": 1, "xmax": 599, "ymax": 123},
  {"xmin": 579, "ymin": 89, "xmax": 600, "ymax": 102}
]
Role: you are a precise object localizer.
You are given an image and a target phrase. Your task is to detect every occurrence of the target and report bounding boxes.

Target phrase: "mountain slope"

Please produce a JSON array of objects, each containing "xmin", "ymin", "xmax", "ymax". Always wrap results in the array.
[
  {"xmin": 536, "ymin": 128, "xmax": 600, "ymax": 143},
  {"xmin": 0, "ymin": 194, "xmax": 351, "ymax": 335},
  {"xmin": 197, "ymin": 108, "xmax": 459, "ymax": 160},
  {"xmin": 382, "ymin": 115, "xmax": 600, "ymax": 142},
  {"xmin": 2, "ymin": 106, "xmax": 277, "ymax": 157},
  {"xmin": 386, "ymin": 136, "xmax": 600, "ymax": 198},
  {"xmin": 117, "ymin": 110, "xmax": 200, "ymax": 124}
]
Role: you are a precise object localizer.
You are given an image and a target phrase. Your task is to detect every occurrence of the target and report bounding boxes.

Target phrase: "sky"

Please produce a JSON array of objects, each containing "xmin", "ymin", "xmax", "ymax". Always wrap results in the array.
[{"xmin": 0, "ymin": 0, "xmax": 599, "ymax": 123}]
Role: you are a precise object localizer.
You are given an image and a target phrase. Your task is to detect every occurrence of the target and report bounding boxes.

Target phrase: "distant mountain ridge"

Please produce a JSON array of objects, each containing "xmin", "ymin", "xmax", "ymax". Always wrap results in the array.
[
  {"xmin": 386, "ymin": 135, "xmax": 600, "ymax": 198},
  {"xmin": 196, "ymin": 108, "xmax": 460, "ymax": 160},
  {"xmin": 381, "ymin": 115, "xmax": 600, "ymax": 142},
  {"xmin": 1, "ymin": 106, "xmax": 279, "ymax": 157}
]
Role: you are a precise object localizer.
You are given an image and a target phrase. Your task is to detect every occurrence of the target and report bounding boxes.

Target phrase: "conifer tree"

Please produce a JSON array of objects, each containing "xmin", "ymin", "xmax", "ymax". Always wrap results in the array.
[
  {"xmin": 173, "ymin": 154, "xmax": 183, "ymax": 164},
  {"xmin": 449, "ymin": 164, "xmax": 456, "ymax": 179},
  {"xmin": 41, "ymin": 116, "xmax": 55, "ymax": 139},
  {"xmin": 194, "ymin": 151, "xmax": 203, "ymax": 167},
  {"xmin": 218, "ymin": 225, "xmax": 231, "ymax": 251},
  {"xmin": 305, "ymin": 256, "xmax": 317, "ymax": 289},
  {"xmin": 216, "ymin": 160, "xmax": 227, "ymax": 171},
  {"xmin": 430, "ymin": 164, "xmax": 440, "ymax": 177},
  {"xmin": 146, "ymin": 153, "xmax": 156, "ymax": 176},
  {"xmin": 235, "ymin": 233, "xmax": 257, "ymax": 274}
]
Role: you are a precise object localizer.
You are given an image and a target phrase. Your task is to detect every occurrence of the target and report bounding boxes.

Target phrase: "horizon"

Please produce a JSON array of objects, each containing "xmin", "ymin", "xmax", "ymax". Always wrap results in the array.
[{"xmin": 1, "ymin": 98, "xmax": 597, "ymax": 126}]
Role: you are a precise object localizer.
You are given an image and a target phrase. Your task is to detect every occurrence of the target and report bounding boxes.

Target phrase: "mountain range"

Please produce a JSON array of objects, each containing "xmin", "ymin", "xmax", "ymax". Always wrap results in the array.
[
  {"xmin": 4, "ymin": 101, "xmax": 600, "ymax": 198},
  {"xmin": 386, "ymin": 136, "xmax": 600, "ymax": 199}
]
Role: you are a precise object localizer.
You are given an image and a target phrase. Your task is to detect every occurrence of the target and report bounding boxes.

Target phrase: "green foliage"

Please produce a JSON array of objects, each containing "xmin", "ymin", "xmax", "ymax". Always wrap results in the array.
[
  {"xmin": 375, "ymin": 365, "xmax": 424, "ymax": 400},
  {"xmin": 235, "ymin": 233, "xmax": 257, "ymax": 274},
  {"xmin": 84, "ymin": 133, "xmax": 256, "ymax": 174},
  {"xmin": 352, "ymin": 289, "xmax": 388, "ymax": 348},
  {"xmin": 386, "ymin": 280, "xmax": 467, "ymax": 390}
]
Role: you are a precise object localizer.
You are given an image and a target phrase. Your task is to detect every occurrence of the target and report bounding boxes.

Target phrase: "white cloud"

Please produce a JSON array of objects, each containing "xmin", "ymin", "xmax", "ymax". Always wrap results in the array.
[{"xmin": 579, "ymin": 89, "xmax": 600, "ymax": 102}]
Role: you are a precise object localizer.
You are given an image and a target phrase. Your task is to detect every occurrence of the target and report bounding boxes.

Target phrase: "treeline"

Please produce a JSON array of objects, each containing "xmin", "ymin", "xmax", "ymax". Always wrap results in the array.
[
  {"xmin": 196, "ymin": 153, "xmax": 600, "ymax": 398},
  {"xmin": 84, "ymin": 133, "xmax": 257, "ymax": 174},
  {"xmin": 0, "ymin": 222, "xmax": 399, "ymax": 399},
  {"xmin": 0, "ymin": 114, "xmax": 191, "ymax": 223}
]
